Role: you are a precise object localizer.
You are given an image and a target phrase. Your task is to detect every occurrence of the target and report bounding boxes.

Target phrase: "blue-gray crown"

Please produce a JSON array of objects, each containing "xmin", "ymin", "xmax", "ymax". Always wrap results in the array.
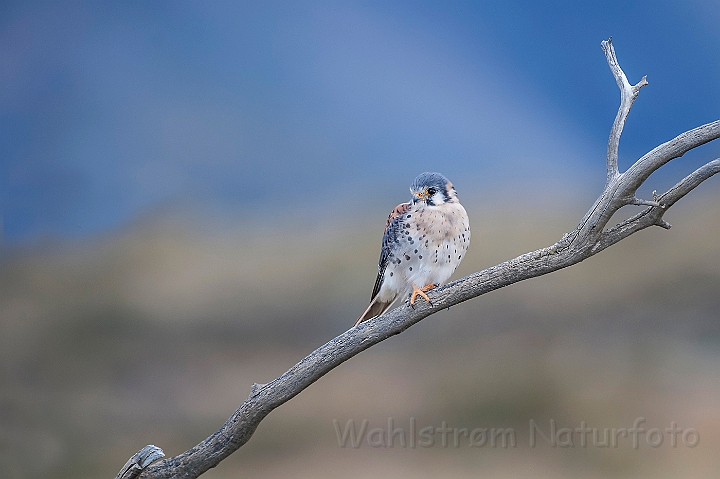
[{"xmin": 410, "ymin": 172, "xmax": 450, "ymax": 193}]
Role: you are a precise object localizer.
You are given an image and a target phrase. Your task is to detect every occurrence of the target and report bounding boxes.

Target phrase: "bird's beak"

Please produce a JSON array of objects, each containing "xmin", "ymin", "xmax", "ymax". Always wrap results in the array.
[{"xmin": 412, "ymin": 192, "xmax": 425, "ymax": 203}]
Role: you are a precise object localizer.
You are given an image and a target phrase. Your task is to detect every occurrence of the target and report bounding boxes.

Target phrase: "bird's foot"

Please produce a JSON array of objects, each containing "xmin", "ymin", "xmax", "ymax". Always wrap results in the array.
[{"xmin": 409, "ymin": 284, "xmax": 436, "ymax": 307}]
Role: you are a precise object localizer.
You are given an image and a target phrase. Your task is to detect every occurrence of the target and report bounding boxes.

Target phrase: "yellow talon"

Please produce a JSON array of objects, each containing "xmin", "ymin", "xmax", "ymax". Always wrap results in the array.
[{"xmin": 410, "ymin": 284, "xmax": 436, "ymax": 305}]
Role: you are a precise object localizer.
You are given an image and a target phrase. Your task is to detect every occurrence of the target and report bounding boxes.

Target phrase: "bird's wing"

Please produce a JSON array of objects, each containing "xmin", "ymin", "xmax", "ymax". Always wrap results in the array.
[
  {"xmin": 371, "ymin": 202, "xmax": 409, "ymax": 300},
  {"xmin": 355, "ymin": 202, "xmax": 410, "ymax": 326},
  {"xmin": 385, "ymin": 202, "xmax": 411, "ymax": 229}
]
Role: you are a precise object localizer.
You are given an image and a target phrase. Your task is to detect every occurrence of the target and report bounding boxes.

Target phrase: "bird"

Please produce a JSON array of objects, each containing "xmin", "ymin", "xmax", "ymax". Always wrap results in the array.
[{"xmin": 355, "ymin": 172, "xmax": 470, "ymax": 326}]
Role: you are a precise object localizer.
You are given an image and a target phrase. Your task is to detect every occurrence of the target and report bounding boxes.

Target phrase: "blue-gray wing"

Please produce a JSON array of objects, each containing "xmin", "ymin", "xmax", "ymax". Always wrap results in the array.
[
  {"xmin": 371, "ymin": 203, "xmax": 409, "ymax": 299},
  {"xmin": 355, "ymin": 203, "xmax": 410, "ymax": 325}
]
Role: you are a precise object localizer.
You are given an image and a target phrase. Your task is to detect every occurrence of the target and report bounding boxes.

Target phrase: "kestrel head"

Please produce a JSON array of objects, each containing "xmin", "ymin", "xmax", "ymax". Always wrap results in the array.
[{"xmin": 410, "ymin": 172, "xmax": 459, "ymax": 206}]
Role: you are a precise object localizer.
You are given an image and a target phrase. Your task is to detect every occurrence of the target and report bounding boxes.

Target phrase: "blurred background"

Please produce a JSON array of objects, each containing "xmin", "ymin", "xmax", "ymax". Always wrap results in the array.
[{"xmin": 2, "ymin": 1, "xmax": 720, "ymax": 478}]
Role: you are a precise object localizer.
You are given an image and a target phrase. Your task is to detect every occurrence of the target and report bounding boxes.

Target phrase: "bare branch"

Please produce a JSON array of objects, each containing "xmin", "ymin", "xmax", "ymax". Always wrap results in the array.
[
  {"xmin": 595, "ymin": 158, "xmax": 720, "ymax": 252},
  {"xmin": 626, "ymin": 196, "xmax": 660, "ymax": 207},
  {"xmin": 660, "ymin": 158, "xmax": 720, "ymax": 206},
  {"xmin": 115, "ymin": 445, "xmax": 164, "ymax": 479},
  {"xmin": 115, "ymin": 39, "xmax": 720, "ymax": 479},
  {"xmin": 624, "ymin": 120, "xmax": 720, "ymax": 193},
  {"xmin": 602, "ymin": 37, "xmax": 648, "ymax": 184},
  {"xmin": 570, "ymin": 120, "xmax": 720, "ymax": 248}
]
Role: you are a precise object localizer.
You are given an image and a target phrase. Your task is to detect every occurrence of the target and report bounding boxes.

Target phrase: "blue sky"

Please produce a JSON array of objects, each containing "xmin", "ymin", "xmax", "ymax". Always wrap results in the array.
[{"xmin": 3, "ymin": 0, "xmax": 719, "ymax": 243}]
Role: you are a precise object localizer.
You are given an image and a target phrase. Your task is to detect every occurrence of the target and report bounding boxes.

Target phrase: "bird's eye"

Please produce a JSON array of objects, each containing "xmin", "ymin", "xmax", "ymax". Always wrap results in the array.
[{"xmin": 427, "ymin": 187, "xmax": 437, "ymax": 196}]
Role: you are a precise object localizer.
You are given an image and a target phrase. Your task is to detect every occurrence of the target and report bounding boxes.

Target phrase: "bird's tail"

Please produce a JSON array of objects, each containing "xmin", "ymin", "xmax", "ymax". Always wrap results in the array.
[{"xmin": 355, "ymin": 295, "xmax": 396, "ymax": 326}]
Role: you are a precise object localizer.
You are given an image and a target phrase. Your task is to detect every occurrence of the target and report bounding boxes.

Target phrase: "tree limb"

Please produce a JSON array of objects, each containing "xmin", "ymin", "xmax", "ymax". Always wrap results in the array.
[
  {"xmin": 115, "ymin": 445, "xmax": 164, "ymax": 479},
  {"xmin": 117, "ymin": 38, "xmax": 720, "ymax": 479},
  {"xmin": 602, "ymin": 37, "xmax": 648, "ymax": 185}
]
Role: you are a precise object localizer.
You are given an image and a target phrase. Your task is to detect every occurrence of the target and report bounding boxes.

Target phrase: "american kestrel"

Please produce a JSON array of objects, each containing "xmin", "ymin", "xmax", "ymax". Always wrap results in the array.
[{"xmin": 355, "ymin": 172, "xmax": 470, "ymax": 325}]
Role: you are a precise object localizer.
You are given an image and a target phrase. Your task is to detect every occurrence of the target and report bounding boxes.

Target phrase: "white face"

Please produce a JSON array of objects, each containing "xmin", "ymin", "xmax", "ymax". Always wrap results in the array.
[
  {"xmin": 427, "ymin": 187, "xmax": 447, "ymax": 206},
  {"xmin": 411, "ymin": 184, "xmax": 447, "ymax": 206}
]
